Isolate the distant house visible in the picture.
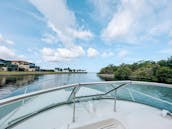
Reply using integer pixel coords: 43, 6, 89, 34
0, 59, 40, 72
63, 68, 69, 72
0, 59, 18, 71
54, 67, 87, 73
0, 59, 6, 67
54, 68, 63, 72
11, 60, 40, 71
0, 59, 8, 71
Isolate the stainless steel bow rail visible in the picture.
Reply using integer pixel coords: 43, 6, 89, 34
1, 80, 171, 106
0, 81, 172, 129
0, 81, 131, 106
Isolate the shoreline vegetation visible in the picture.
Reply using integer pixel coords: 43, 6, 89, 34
0, 71, 87, 76
98, 57, 172, 84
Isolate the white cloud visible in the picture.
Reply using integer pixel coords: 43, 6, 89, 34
30, 0, 75, 46
101, 0, 172, 43
102, 10, 133, 41
41, 46, 85, 62
0, 34, 14, 45
102, 51, 113, 58
87, 48, 99, 57
168, 40, 172, 45
30, 0, 76, 30
101, 0, 142, 42
30, 0, 93, 43
89, 0, 117, 22
148, 21, 172, 37
14, 7, 46, 22
67, 28, 94, 40
169, 30, 172, 37
0, 45, 23, 59
41, 33, 58, 44
160, 48, 172, 55
117, 49, 128, 58
30, 0, 94, 62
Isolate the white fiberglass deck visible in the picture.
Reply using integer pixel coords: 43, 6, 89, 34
0, 81, 172, 129
11, 100, 172, 129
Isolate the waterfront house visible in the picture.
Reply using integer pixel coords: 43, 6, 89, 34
0, 59, 8, 71
0, 59, 18, 71
11, 60, 40, 71
54, 67, 87, 73
0, 59, 40, 72
54, 68, 63, 72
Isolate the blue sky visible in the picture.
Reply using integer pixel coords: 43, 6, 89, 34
0, 0, 172, 72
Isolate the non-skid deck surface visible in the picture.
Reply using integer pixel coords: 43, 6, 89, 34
72, 118, 125, 129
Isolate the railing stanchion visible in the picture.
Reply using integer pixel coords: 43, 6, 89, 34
72, 89, 76, 123
22, 86, 28, 105
72, 83, 79, 123
114, 90, 117, 112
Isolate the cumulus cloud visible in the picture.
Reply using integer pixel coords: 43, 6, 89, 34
102, 51, 113, 58
161, 39, 172, 54
41, 46, 85, 62
160, 48, 172, 55
89, 0, 117, 22
168, 40, 172, 46
30, 0, 94, 61
41, 33, 58, 44
87, 48, 99, 57
0, 34, 14, 45
0, 45, 23, 59
29, 0, 93, 42
101, 0, 143, 42
101, 0, 172, 43
117, 49, 128, 58
30, 0, 75, 46
67, 28, 94, 40
0, 34, 24, 60
102, 11, 133, 41
30, 0, 76, 30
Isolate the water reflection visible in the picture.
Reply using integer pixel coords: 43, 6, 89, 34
0, 73, 102, 99
0, 75, 39, 87
0, 75, 39, 99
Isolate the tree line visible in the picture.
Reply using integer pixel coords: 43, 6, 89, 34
99, 56, 172, 84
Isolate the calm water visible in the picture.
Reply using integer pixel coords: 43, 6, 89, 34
0, 73, 102, 99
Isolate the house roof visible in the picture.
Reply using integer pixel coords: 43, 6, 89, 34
0, 59, 9, 63
11, 60, 29, 63
0, 59, 5, 61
